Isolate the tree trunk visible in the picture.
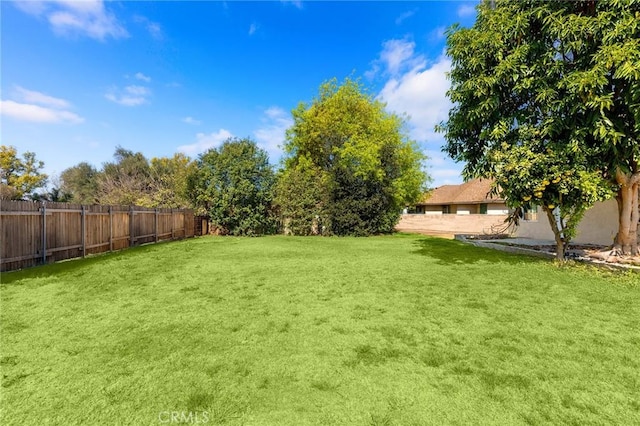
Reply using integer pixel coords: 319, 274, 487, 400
631, 182, 639, 255
614, 169, 640, 256
613, 193, 623, 247
615, 184, 633, 254
544, 206, 565, 261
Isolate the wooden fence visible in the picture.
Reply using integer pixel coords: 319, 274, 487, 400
1, 200, 195, 272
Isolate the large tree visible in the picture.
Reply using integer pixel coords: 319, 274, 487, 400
580, 0, 640, 255
97, 146, 154, 206
83, 148, 197, 208
188, 137, 276, 236
0, 145, 48, 200
149, 153, 196, 209
274, 158, 328, 235
279, 78, 428, 236
60, 162, 99, 204
438, 0, 638, 257
489, 144, 611, 259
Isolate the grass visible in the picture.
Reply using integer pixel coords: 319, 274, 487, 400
1, 234, 639, 425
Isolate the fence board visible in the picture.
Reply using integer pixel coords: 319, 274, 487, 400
1, 200, 195, 272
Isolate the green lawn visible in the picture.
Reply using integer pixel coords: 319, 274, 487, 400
1, 234, 638, 425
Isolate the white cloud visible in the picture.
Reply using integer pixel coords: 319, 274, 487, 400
146, 22, 162, 39
281, 0, 303, 9
0, 100, 83, 124
182, 117, 201, 125
1, 86, 82, 124
125, 85, 149, 96
431, 168, 463, 179
395, 9, 417, 25
13, 86, 70, 109
378, 53, 452, 142
423, 149, 463, 186
368, 39, 423, 79
16, 0, 128, 41
133, 15, 163, 40
364, 64, 380, 81
177, 129, 233, 155
370, 39, 458, 185
254, 106, 293, 163
429, 26, 446, 42
457, 4, 476, 18
133, 15, 164, 40
381, 39, 417, 75
249, 22, 259, 36
424, 149, 450, 167
13, 1, 48, 16
430, 167, 464, 187
105, 85, 151, 106
135, 72, 151, 82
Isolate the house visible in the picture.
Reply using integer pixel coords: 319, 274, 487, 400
402, 178, 621, 246
412, 178, 509, 215
396, 179, 510, 236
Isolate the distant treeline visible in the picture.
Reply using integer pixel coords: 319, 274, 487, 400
1, 78, 429, 236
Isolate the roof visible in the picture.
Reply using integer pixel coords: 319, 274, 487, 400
418, 179, 505, 205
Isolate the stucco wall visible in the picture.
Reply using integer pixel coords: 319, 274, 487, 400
405, 199, 623, 245
453, 205, 474, 214
419, 203, 508, 215
514, 199, 620, 246
424, 206, 443, 214
487, 204, 509, 215
396, 213, 510, 235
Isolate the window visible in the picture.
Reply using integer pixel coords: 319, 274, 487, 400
479, 203, 488, 214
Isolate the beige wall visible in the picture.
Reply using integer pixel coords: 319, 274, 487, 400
515, 199, 620, 246
453, 204, 474, 214
396, 213, 510, 235
424, 205, 443, 214
418, 203, 508, 215
487, 204, 509, 215
406, 199, 624, 246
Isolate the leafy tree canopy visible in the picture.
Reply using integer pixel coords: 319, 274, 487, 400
0, 145, 48, 200
438, 0, 639, 257
60, 147, 196, 208
60, 162, 99, 204
97, 146, 154, 206
188, 137, 276, 236
280, 78, 429, 236
149, 153, 196, 209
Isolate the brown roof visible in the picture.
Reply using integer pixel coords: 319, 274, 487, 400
418, 178, 505, 205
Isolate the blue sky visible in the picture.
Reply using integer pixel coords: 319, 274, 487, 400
1, 0, 478, 188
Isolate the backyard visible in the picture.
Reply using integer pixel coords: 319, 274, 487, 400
1, 234, 639, 425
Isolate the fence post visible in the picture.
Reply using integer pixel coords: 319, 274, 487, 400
171, 208, 175, 240
41, 201, 47, 265
81, 205, 86, 258
129, 206, 134, 247
155, 208, 159, 243
109, 206, 113, 252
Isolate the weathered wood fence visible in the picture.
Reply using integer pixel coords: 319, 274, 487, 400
1, 200, 195, 272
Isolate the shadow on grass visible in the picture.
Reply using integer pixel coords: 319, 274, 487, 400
0, 242, 168, 286
412, 237, 541, 265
